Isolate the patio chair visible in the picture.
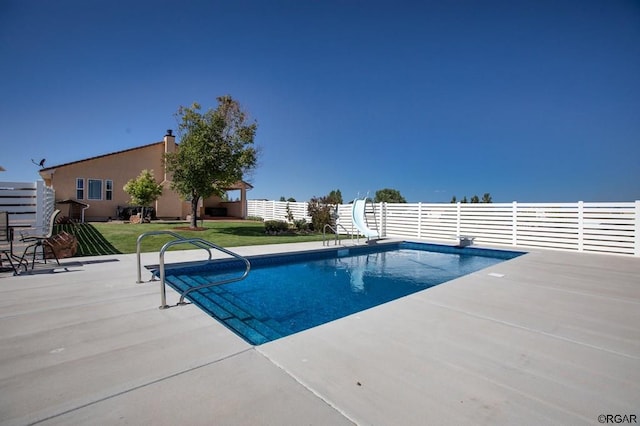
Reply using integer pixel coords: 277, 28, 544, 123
18, 209, 61, 270
0, 211, 19, 275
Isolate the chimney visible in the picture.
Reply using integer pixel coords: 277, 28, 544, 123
164, 129, 176, 154
163, 129, 176, 183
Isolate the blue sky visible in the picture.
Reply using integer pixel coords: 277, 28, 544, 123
1, 0, 639, 203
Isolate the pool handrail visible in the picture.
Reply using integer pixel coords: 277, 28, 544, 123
158, 237, 251, 309
323, 223, 357, 246
136, 230, 214, 284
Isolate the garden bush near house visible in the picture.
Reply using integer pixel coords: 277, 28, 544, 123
264, 220, 289, 235
294, 219, 309, 232
307, 196, 334, 232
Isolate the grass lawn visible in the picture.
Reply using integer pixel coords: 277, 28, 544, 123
56, 220, 331, 256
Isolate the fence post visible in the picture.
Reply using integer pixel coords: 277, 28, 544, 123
417, 202, 422, 239
635, 200, 639, 257
577, 201, 584, 252
35, 180, 45, 231
383, 202, 387, 237
375, 202, 385, 238
512, 201, 517, 246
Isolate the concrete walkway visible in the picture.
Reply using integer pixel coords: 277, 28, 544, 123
1, 241, 638, 425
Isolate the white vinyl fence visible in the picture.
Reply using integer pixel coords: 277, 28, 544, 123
247, 200, 312, 222
0, 181, 56, 232
378, 201, 640, 256
249, 199, 640, 257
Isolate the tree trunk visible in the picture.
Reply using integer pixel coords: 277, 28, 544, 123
190, 196, 200, 229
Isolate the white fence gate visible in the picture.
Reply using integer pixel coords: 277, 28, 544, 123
0, 181, 56, 232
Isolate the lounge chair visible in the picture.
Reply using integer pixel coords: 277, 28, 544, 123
18, 209, 61, 270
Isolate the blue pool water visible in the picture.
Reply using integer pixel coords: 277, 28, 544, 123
161, 242, 523, 345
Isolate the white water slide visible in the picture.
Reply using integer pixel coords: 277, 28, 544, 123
351, 198, 380, 240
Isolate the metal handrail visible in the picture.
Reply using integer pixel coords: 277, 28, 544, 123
322, 223, 355, 246
136, 230, 213, 283
158, 238, 250, 309
362, 198, 380, 240
369, 199, 380, 237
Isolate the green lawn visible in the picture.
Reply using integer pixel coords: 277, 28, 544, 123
55, 220, 331, 256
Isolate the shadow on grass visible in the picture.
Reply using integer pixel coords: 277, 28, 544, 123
55, 224, 122, 256
214, 225, 268, 237
215, 225, 318, 238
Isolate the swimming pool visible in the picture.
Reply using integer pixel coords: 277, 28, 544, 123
160, 242, 524, 345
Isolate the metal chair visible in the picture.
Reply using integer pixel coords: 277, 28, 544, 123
0, 211, 19, 275
18, 209, 61, 270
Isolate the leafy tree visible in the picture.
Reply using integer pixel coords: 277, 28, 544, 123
451, 193, 493, 203
327, 189, 343, 204
307, 196, 334, 232
165, 95, 258, 228
123, 169, 163, 222
374, 188, 406, 203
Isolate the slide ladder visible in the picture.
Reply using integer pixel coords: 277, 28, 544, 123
351, 197, 380, 241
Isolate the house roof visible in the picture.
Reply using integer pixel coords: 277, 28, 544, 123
56, 199, 90, 207
39, 141, 164, 172
38, 141, 254, 190
225, 181, 253, 190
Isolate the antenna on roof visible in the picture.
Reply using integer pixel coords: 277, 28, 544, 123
31, 158, 46, 168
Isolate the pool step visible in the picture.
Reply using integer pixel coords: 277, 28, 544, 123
177, 275, 251, 320
172, 275, 234, 320
189, 275, 284, 328
225, 318, 270, 345
167, 274, 284, 345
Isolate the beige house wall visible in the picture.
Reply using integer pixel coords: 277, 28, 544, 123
155, 182, 184, 219
39, 131, 252, 221
41, 143, 168, 221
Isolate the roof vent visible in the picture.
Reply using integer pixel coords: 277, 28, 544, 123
166, 129, 173, 136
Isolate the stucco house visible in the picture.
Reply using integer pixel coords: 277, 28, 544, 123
38, 130, 252, 222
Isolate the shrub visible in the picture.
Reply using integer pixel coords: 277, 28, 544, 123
264, 220, 289, 235
285, 203, 295, 223
294, 218, 309, 232
246, 216, 264, 222
307, 196, 334, 231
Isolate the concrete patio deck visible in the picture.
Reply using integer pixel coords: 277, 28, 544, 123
1, 241, 638, 425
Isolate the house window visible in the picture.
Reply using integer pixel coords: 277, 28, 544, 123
88, 179, 103, 200
105, 180, 113, 201
76, 178, 84, 200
